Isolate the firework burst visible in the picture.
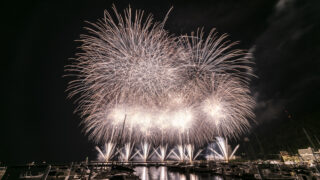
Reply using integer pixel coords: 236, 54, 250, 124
66, 5, 255, 147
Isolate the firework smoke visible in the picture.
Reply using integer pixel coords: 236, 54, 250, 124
66, 5, 255, 147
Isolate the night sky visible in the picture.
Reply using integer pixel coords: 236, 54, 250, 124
2, 0, 320, 164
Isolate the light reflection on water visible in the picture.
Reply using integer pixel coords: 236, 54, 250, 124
134, 166, 224, 180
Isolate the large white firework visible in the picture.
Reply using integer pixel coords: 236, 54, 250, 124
66, 5, 255, 146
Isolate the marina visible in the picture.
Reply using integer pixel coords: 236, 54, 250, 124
1, 160, 319, 179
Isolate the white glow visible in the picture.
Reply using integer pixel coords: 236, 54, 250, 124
171, 109, 193, 131
203, 98, 224, 119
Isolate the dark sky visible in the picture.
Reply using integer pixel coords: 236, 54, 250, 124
2, 0, 320, 163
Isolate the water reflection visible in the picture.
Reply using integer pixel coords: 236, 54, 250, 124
134, 166, 224, 180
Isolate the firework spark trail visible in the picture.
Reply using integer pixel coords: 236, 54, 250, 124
207, 137, 240, 162
96, 142, 117, 162
66, 5, 255, 147
119, 142, 137, 162
137, 141, 153, 162
154, 144, 169, 162
185, 144, 202, 163
168, 144, 187, 161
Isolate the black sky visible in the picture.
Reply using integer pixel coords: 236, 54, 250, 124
2, 0, 320, 164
